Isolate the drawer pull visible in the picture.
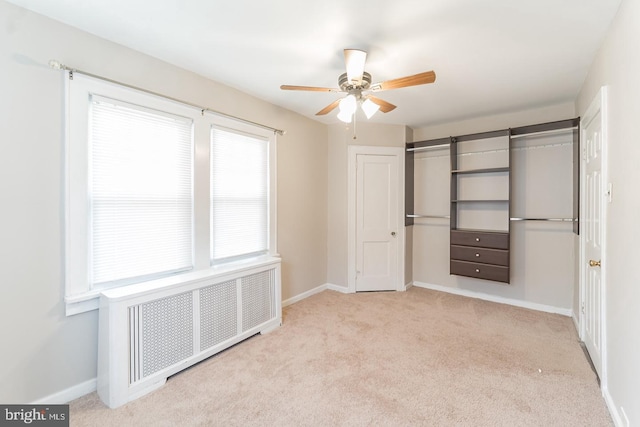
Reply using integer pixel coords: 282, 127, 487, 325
475, 238, 480, 242
475, 253, 480, 257
475, 269, 480, 273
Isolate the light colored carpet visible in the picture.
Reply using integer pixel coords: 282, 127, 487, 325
70, 287, 612, 426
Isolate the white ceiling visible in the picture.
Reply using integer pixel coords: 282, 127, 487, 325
9, 0, 621, 128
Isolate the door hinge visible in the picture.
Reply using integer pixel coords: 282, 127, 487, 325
581, 303, 585, 314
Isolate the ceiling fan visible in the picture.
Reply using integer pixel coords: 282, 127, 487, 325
280, 49, 436, 123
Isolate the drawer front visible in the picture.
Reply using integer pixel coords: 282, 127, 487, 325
450, 245, 509, 266
450, 230, 509, 250
450, 260, 509, 283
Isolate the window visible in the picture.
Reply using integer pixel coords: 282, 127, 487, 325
66, 73, 276, 315
210, 127, 269, 263
90, 96, 193, 286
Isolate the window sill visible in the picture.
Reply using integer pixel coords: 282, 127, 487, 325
65, 254, 281, 316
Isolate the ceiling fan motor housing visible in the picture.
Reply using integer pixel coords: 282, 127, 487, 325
339, 72, 372, 92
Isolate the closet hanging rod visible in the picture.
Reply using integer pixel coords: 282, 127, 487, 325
406, 143, 449, 152
510, 126, 578, 140
510, 217, 576, 222
407, 214, 450, 219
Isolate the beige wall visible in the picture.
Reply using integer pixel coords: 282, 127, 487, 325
575, 0, 640, 423
0, 0, 327, 403
410, 103, 578, 311
413, 102, 575, 141
326, 122, 408, 287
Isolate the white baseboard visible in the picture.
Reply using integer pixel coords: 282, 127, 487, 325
404, 282, 414, 291
603, 386, 625, 426
282, 284, 328, 307
326, 283, 349, 294
32, 378, 96, 404
412, 281, 573, 317
281, 283, 352, 307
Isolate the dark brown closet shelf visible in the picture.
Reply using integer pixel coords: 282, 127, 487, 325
451, 199, 509, 203
451, 167, 510, 174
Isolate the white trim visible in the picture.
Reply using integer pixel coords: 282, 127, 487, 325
281, 283, 351, 307
347, 145, 405, 293
32, 378, 96, 404
572, 311, 580, 335
327, 283, 350, 293
603, 388, 624, 427
412, 281, 573, 316
282, 284, 327, 307
404, 282, 414, 291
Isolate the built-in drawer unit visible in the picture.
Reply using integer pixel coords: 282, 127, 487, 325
450, 245, 509, 266
450, 260, 509, 283
450, 230, 509, 250
450, 230, 510, 283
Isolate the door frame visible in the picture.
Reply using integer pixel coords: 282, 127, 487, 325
347, 145, 405, 293
579, 86, 608, 384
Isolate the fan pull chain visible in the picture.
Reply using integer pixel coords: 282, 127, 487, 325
353, 112, 357, 139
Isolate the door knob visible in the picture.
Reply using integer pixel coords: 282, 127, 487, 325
391, 231, 396, 236
589, 259, 601, 267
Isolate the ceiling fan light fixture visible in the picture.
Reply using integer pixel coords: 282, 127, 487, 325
337, 109, 353, 123
361, 98, 380, 119
339, 94, 357, 115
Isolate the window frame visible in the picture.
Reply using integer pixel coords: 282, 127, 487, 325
65, 73, 277, 315
210, 123, 271, 265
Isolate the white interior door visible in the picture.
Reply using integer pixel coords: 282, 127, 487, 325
581, 88, 606, 379
355, 153, 399, 292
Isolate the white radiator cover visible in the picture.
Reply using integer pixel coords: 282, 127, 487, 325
97, 257, 281, 408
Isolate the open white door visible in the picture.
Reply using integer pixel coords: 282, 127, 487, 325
348, 146, 404, 293
580, 87, 607, 380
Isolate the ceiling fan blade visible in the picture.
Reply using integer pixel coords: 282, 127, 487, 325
371, 70, 436, 91
280, 85, 339, 92
344, 49, 367, 84
367, 96, 397, 113
316, 99, 341, 116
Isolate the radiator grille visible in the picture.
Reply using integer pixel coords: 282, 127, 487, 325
199, 280, 238, 351
242, 270, 275, 332
124, 266, 278, 387
129, 292, 194, 383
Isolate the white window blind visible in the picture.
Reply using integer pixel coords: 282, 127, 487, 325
210, 127, 268, 263
90, 95, 193, 286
